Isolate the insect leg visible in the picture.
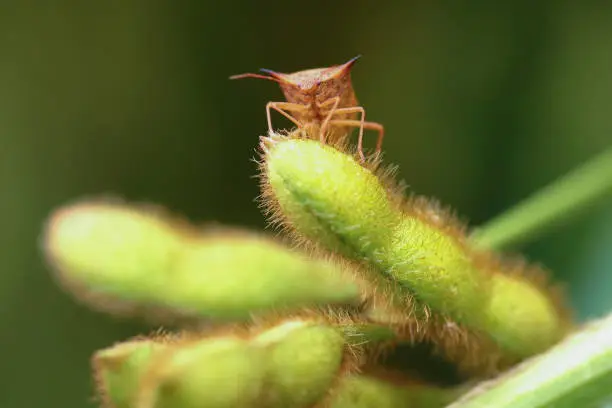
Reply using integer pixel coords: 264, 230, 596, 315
325, 106, 366, 161
328, 116, 385, 162
318, 96, 341, 145
265, 101, 308, 135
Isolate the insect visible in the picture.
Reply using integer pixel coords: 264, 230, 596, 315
230, 56, 384, 161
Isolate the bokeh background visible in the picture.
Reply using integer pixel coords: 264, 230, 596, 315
2, 2, 611, 407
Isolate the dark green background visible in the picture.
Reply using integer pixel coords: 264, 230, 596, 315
2, 2, 611, 407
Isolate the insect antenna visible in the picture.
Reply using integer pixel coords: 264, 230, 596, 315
229, 69, 285, 83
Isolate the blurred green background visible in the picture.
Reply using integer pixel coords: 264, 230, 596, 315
1, 2, 611, 407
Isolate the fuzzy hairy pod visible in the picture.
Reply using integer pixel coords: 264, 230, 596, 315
94, 320, 351, 408
252, 320, 348, 407
42, 200, 361, 322
138, 337, 264, 408
260, 135, 570, 365
263, 134, 400, 261
93, 339, 168, 408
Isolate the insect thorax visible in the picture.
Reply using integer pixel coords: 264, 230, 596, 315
279, 81, 359, 124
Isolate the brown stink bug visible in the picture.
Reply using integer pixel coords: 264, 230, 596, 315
230, 56, 384, 161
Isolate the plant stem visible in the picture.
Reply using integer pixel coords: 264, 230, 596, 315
447, 312, 612, 408
471, 146, 612, 251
